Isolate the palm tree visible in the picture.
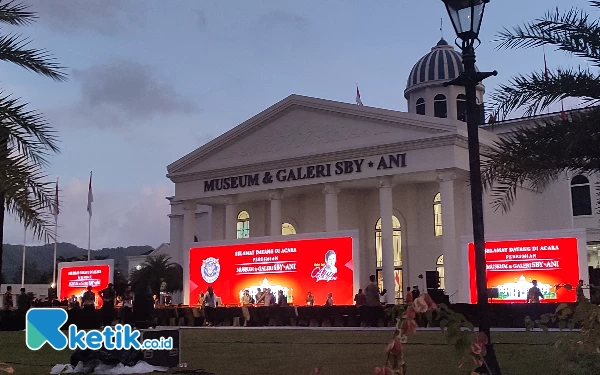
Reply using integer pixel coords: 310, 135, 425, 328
0, 2, 66, 279
482, 1, 600, 212
129, 254, 183, 296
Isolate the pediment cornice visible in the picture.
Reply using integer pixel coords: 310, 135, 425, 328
169, 134, 469, 183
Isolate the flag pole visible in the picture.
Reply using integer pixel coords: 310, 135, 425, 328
53, 177, 59, 286
87, 171, 93, 261
21, 226, 26, 287
87, 215, 91, 261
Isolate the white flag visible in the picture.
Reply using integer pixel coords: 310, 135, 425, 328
356, 86, 363, 106
87, 171, 93, 217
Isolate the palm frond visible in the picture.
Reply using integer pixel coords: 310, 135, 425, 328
495, 6, 600, 66
0, 1, 35, 26
0, 146, 56, 241
489, 68, 600, 119
481, 107, 600, 212
0, 33, 67, 81
0, 92, 60, 167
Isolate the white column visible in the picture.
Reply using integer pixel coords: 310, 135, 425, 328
322, 184, 340, 232
182, 200, 197, 305
269, 189, 283, 236
378, 176, 395, 304
224, 195, 237, 240
437, 172, 459, 300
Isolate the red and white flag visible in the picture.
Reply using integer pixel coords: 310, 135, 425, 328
53, 178, 59, 217
87, 171, 93, 217
356, 86, 363, 106
561, 100, 568, 120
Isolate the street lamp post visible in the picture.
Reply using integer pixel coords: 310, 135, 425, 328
441, 1, 501, 374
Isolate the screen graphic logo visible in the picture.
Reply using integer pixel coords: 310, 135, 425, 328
201, 257, 220, 283
26, 308, 172, 351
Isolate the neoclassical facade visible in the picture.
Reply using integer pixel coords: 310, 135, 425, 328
166, 39, 600, 304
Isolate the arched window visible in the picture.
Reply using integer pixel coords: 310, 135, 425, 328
433, 192, 442, 236
281, 222, 296, 235
571, 175, 592, 216
236, 211, 250, 239
434, 94, 447, 118
456, 94, 467, 121
416, 98, 426, 115
436, 255, 445, 290
375, 216, 402, 301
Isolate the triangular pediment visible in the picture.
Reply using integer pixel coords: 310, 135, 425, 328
168, 95, 461, 176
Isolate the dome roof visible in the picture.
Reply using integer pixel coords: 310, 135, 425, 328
405, 38, 478, 95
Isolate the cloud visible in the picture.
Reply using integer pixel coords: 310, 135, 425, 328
3, 178, 171, 249
27, 0, 144, 35
69, 59, 197, 126
256, 11, 308, 32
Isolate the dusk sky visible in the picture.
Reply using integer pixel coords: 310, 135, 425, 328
2, 0, 591, 249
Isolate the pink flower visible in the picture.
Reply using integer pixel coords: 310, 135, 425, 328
471, 332, 489, 357
413, 296, 428, 313
404, 306, 416, 319
422, 294, 438, 310
385, 338, 403, 356
401, 318, 417, 335
313, 367, 324, 375
374, 367, 391, 375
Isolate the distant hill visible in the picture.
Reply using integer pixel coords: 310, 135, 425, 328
1, 242, 154, 283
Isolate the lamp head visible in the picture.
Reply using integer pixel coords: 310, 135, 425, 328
442, 0, 489, 42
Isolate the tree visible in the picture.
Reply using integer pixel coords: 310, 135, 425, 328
129, 254, 183, 295
0, 2, 67, 282
483, 1, 600, 212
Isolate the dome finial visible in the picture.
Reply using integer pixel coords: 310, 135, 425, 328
440, 18, 444, 39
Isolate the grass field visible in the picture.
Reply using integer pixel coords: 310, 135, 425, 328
0, 328, 570, 375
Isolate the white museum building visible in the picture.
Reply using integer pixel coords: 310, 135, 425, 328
162, 39, 600, 305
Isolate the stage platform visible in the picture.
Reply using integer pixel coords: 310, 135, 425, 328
0, 302, 573, 331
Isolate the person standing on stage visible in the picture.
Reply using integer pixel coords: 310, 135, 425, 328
306, 291, 315, 306
3, 286, 13, 310
99, 283, 116, 326
17, 288, 31, 312
82, 286, 96, 311
527, 280, 544, 303
159, 278, 167, 305
576, 280, 586, 303
325, 293, 334, 306
354, 289, 367, 306
122, 284, 134, 324
365, 275, 380, 306
203, 286, 217, 326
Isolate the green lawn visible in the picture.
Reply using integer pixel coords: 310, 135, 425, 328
0, 329, 569, 375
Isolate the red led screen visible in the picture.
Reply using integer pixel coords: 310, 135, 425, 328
469, 237, 579, 303
59, 264, 112, 307
189, 237, 354, 305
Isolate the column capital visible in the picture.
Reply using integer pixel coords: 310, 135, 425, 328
269, 189, 284, 201
377, 176, 395, 189
437, 171, 457, 183
223, 195, 237, 205
322, 184, 340, 195
182, 200, 197, 211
